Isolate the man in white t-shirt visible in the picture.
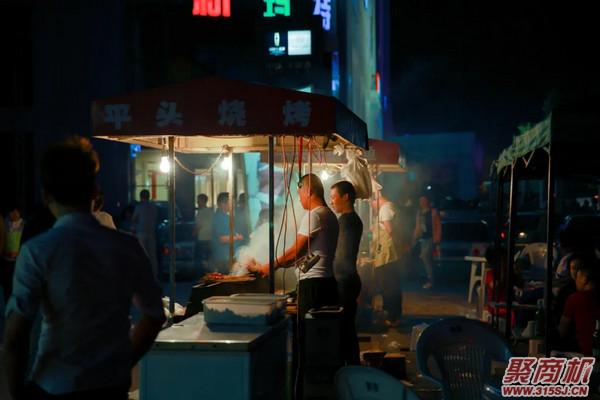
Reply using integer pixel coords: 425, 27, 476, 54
254, 173, 339, 315
252, 173, 339, 399
371, 193, 402, 326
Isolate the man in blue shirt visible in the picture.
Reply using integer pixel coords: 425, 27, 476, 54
211, 192, 244, 273
3, 137, 165, 400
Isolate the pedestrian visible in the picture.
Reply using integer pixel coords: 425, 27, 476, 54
371, 192, 402, 326
211, 192, 243, 273
412, 195, 441, 289
193, 193, 213, 276
132, 189, 158, 278
3, 136, 165, 400
1, 205, 25, 303
330, 180, 363, 365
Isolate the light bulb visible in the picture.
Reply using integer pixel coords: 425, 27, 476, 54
221, 156, 232, 171
320, 170, 330, 181
159, 156, 171, 173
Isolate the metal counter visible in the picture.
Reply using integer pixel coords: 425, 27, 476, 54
140, 313, 289, 400
153, 313, 287, 351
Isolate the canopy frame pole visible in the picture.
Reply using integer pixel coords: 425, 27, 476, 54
544, 147, 554, 356
228, 149, 235, 268
504, 163, 518, 340
168, 135, 176, 325
269, 136, 275, 293
493, 170, 505, 329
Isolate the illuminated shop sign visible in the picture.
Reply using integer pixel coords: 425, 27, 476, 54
263, 0, 291, 17
312, 0, 332, 31
267, 32, 287, 56
266, 30, 311, 56
287, 30, 311, 56
192, 0, 231, 17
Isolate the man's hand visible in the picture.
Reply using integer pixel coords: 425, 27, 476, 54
248, 262, 269, 276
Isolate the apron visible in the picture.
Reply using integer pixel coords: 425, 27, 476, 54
371, 227, 398, 268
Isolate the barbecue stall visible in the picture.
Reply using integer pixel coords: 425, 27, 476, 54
92, 77, 368, 399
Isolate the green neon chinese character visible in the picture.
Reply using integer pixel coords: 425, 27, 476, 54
263, 0, 290, 17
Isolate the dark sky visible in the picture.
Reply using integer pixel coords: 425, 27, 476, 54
389, 1, 600, 156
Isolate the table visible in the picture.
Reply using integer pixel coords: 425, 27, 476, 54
464, 256, 490, 320
139, 313, 289, 400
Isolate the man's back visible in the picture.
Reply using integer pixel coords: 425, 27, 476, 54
8, 212, 163, 394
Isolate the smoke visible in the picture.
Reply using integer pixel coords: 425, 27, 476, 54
233, 194, 304, 278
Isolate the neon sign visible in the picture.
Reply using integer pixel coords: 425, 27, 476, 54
263, 0, 290, 17
313, 0, 332, 31
192, 0, 231, 17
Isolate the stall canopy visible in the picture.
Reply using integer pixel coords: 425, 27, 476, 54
92, 76, 368, 151
494, 103, 600, 175
92, 77, 369, 311
260, 138, 406, 172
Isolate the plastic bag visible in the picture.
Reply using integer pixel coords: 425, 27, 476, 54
340, 149, 372, 199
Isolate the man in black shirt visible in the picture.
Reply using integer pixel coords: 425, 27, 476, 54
330, 180, 363, 365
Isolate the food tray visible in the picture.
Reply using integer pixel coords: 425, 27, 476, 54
202, 296, 280, 326
230, 293, 288, 317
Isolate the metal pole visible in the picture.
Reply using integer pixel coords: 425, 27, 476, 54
228, 150, 234, 268
493, 171, 505, 329
210, 167, 215, 208
505, 163, 518, 339
168, 136, 176, 324
268, 137, 275, 293
544, 148, 554, 356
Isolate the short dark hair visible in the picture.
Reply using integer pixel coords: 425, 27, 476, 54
299, 173, 324, 201
140, 189, 150, 200
331, 180, 356, 203
217, 192, 229, 205
42, 136, 99, 207
197, 193, 208, 202
576, 260, 599, 283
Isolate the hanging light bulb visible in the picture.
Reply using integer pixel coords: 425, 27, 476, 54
160, 155, 171, 173
320, 169, 330, 181
220, 155, 232, 171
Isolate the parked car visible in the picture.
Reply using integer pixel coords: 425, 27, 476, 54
434, 219, 490, 268
157, 220, 197, 280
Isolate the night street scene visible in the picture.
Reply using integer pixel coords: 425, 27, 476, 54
1, 1, 600, 399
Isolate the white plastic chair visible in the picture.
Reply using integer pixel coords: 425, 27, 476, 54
335, 366, 420, 400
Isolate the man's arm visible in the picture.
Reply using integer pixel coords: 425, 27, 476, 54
256, 234, 309, 275
4, 313, 33, 400
432, 209, 442, 244
130, 314, 164, 366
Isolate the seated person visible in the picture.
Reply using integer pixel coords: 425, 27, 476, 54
559, 260, 600, 355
